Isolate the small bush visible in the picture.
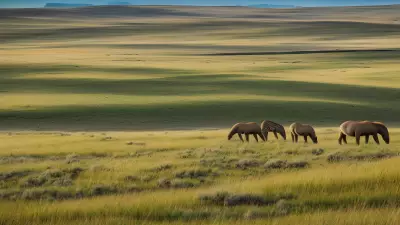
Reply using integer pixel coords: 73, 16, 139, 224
285, 160, 309, 169
150, 164, 173, 172
312, 148, 325, 156
100, 136, 113, 141
224, 194, 273, 206
243, 210, 272, 220
124, 175, 140, 182
327, 152, 397, 163
274, 199, 292, 215
65, 154, 80, 164
0, 190, 22, 201
21, 189, 74, 201
175, 169, 212, 179
141, 175, 156, 182
171, 179, 197, 189
284, 150, 299, 155
52, 177, 73, 187
21, 167, 84, 187
327, 152, 346, 162
199, 191, 230, 205
179, 150, 196, 159
90, 185, 118, 196
199, 192, 295, 207
21, 176, 47, 187
126, 141, 146, 146
264, 160, 309, 169
157, 178, 171, 188
264, 160, 287, 169
0, 170, 31, 181
235, 159, 261, 169
89, 165, 111, 172
66, 167, 84, 178
125, 184, 143, 193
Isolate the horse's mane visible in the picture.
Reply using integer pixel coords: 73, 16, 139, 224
372, 122, 386, 128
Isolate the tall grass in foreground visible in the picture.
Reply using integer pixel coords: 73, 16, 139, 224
1, 154, 400, 224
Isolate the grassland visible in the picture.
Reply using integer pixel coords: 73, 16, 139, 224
0, 4, 400, 225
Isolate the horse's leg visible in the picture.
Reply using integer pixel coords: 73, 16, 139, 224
372, 134, 380, 145
245, 134, 249, 142
355, 132, 361, 145
343, 135, 347, 144
295, 134, 299, 143
263, 131, 269, 141
252, 134, 259, 142
238, 134, 244, 142
258, 132, 266, 142
338, 132, 345, 145
273, 131, 279, 140
303, 135, 308, 143
291, 132, 295, 143
365, 135, 370, 144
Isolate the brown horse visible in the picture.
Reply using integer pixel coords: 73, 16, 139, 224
289, 122, 318, 144
339, 121, 390, 145
260, 120, 286, 141
228, 122, 266, 142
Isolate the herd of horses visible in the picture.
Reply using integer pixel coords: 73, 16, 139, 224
227, 120, 390, 145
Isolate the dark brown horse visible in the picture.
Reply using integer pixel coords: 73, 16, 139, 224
228, 122, 266, 142
339, 121, 390, 145
260, 120, 286, 141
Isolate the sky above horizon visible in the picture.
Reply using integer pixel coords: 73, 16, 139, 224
0, 0, 400, 8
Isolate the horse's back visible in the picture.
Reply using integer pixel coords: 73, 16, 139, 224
340, 121, 377, 136
236, 122, 261, 133
261, 120, 284, 131
340, 121, 357, 136
290, 122, 313, 135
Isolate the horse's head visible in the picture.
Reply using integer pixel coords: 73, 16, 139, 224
375, 123, 390, 144
281, 130, 287, 140
311, 135, 318, 144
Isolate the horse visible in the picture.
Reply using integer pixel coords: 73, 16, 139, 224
339, 121, 389, 145
260, 120, 286, 141
289, 122, 318, 144
228, 122, 266, 142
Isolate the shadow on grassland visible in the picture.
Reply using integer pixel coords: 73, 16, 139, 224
2, 19, 399, 43
202, 49, 400, 56
1, 75, 399, 105
0, 100, 399, 131
0, 64, 198, 79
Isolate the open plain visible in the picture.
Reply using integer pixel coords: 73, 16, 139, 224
1, 5, 400, 224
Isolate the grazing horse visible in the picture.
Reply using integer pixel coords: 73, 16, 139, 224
228, 122, 266, 142
339, 121, 390, 145
289, 122, 318, 144
260, 120, 286, 141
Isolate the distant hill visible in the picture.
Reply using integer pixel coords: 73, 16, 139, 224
248, 4, 297, 8
44, 3, 93, 8
108, 1, 131, 5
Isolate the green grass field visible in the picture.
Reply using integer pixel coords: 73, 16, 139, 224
1, 4, 400, 225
